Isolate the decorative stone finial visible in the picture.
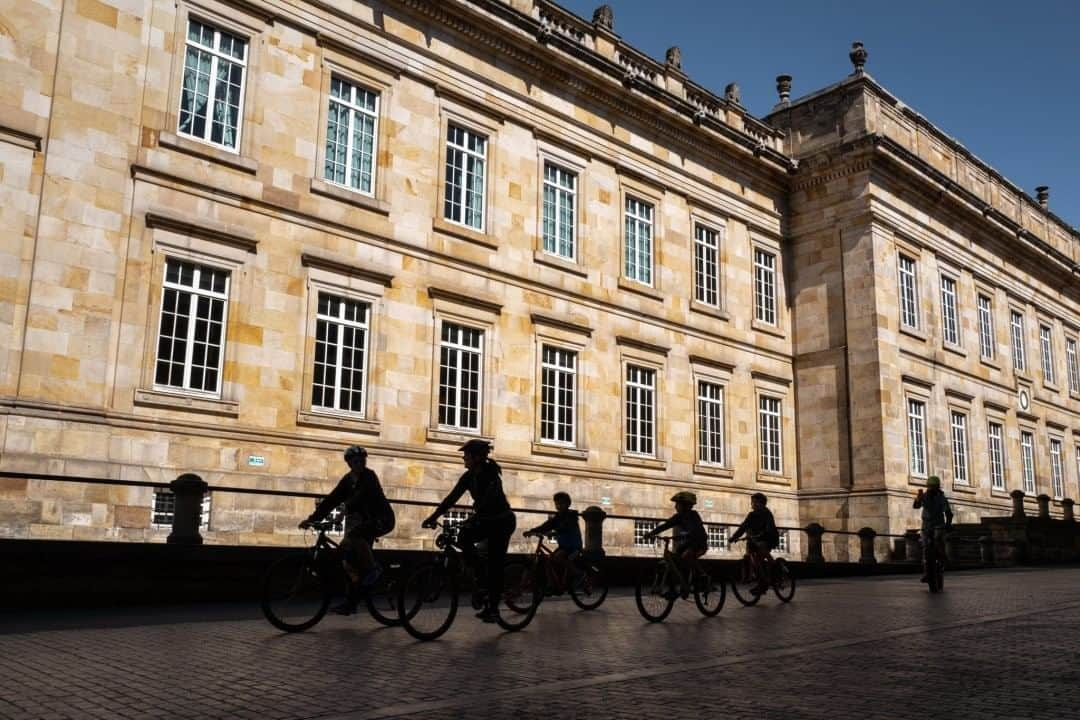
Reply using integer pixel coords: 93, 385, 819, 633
724, 82, 741, 105
776, 74, 792, 105
1036, 186, 1049, 208
592, 4, 613, 29
665, 46, 682, 70
849, 42, 868, 74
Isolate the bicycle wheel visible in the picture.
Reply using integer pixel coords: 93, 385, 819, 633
635, 565, 675, 622
730, 557, 761, 606
771, 558, 796, 603
261, 552, 330, 633
693, 568, 726, 616
398, 560, 459, 641
364, 564, 402, 626
496, 561, 541, 631
569, 564, 609, 611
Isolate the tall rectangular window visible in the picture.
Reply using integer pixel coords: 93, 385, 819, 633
443, 124, 487, 230
311, 293, 370, 415
178, 19, 247, 151
987, 422, 1006, 491
1067, 339, 1080, 394
907, 398, 927, 476
950, 411, 969, 485
697, 380, 724, 465
898, 254, 919, 329
758, 395, 782, 473
1050, 438, 1065, 499
1011, 311, 1027, 372
540, 346, 577, 445
693, 225, 720, 307
1020, 431, 1036, 495
438, 322, 483, 431
324, 77, 378, 194
977, 294, 995, 360
624, 197, 654, 285
1040, 324, 1055, 384
754, 249, 777, 325
625, 365, 656, 456
940, 275, 960, 346
155, 259, 230, 394
542, 163, 576, 260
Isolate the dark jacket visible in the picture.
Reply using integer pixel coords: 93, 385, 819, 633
529, 509, 583, 550
654, 508, 708, 550
731, 507, 779, 548
434, 459, 512, 519
913, 489, 953, 532
309, 468, 394, 527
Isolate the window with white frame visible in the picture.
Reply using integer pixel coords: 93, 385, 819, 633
438, 322, 483, 431
443, 124, 487, 230
542, 162, 576, 260
776, 529, 789, 554
898, 254, 919, 329
940, 275, 960, 346
1067, 338, 1080, 394
907, 397, 927, 477
152, 489, 210, 529
155, 258, 230, 394
178, 18, 247, 151
443, 508, 471, 530
753, 248, 777, 326
758, 395, 782, 473
697, 380, 725, 465
706, 524, 727, 551
624, 197, 654, 285
1050, 438, 1065, 499
693, 224, 720, 307
625, 365, 656, 456
1040, 324, 1055, 384
950, 411, 969, 485
987, 421, 1006, 491
311, 292, 370, 415
977, 294, 995, 360
634, 519, 659, 547
540, 345, 577, 445
1011, 311, 1027, 372
1020, 431, 1036, 495
324, 76, 379, 194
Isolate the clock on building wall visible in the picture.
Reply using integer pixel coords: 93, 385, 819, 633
1018, 388, 1031, 412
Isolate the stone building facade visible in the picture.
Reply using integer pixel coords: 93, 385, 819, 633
0, 0, 1075, 557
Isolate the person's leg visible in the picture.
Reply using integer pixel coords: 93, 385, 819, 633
485, 514, 515, 616
920, 530, 932, 581
550, 548, 570, 591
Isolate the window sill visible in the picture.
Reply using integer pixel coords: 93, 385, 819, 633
134, 388, 239, 417
951, 483, 977, 495
979, 356, 1000, 370
990, 489, 1011, 500
943, 343, 967, 358
432, 216, 498, 250
619, 453, 666, 471
693, 463, 734, 479
752, 320, 785, 339
1070, 391, 1080, 402
1013, 369, 1032, 382
296, 410, 380, 435
426, 427, 495, 447
756, 472, 791, 486
158, 131, 257, 174
908, 475, 928, 486
617, 277, 664, 302
689, 301, 730, 322
310, 178, 390, 215
1042, 380, 1060, 393
533, 250, 588, 278
900, 324, 928, 342
531, 442, 588, 461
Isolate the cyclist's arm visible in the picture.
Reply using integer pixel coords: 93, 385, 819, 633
649, 515, 677, 537
943, 497, 953, 527
729, 517, 749, 542
427, 476, 468, 523
527, 515, 558, 536
307, 476, 349, 523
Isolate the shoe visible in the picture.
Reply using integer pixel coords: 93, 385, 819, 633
330, 601, 357, 616
475, 607, 498, 623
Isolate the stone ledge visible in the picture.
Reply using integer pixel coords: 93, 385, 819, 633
426, 427, 495, 447
900, 324, 929, 342
532, 249, 588, 277
689, 301, 730, 322
617, 277, 664, 302
133, 389, 239, 418
756, 472, 791, 486
530, 442, 588, 461
296, 410, 380, 435
158, 131, 258, 174
752, 319, 786, 339
618, 453, 666, 471
692, 463, 734, 479
432, 216, 498, 250
309, 177, 390, 215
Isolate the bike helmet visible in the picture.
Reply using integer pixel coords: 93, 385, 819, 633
926, 475, 941, 488
671, 491, 697, 505
343, 445, 367, 461
459, 438, 493, 455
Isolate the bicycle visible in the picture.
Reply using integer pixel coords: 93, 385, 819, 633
729, 537, 795, 605
634, 536, 725, 622
260, 520, 403, 632
924, 528, 946, 593
396, 520, 542, 641
506, 534, 608, 613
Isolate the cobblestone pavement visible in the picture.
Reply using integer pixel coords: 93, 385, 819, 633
2, 567, 1080, 720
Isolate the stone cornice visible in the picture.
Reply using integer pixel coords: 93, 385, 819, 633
530, 313, 593, 337
427, 286, 503, 315
300, 251, 395, 287
615, 335, 670, 357
144, 209, 258, 253
0, 123, 42, 152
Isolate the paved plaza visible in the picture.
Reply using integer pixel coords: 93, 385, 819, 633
2, 567, 1079, 720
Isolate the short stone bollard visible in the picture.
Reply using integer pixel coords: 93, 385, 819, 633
904, 529, 921, 564
1010, 489, 1026, 518
581, 505, 607, 558
857, 527, 877, 564
804, 522, 825, 564
1037, 494, 1051, 519
1062, 498, 1075, 522
979, 536, 995, 566
168, 473, 208, 545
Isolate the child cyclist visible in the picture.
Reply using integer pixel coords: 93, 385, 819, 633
523, 491, 583, 592
729, 492, 779, 596
644, 491, 708, 599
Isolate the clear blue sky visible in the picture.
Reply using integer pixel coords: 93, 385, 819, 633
557, 0, 1079, 229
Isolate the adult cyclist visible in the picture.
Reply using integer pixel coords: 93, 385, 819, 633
913, 475, 953, 583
